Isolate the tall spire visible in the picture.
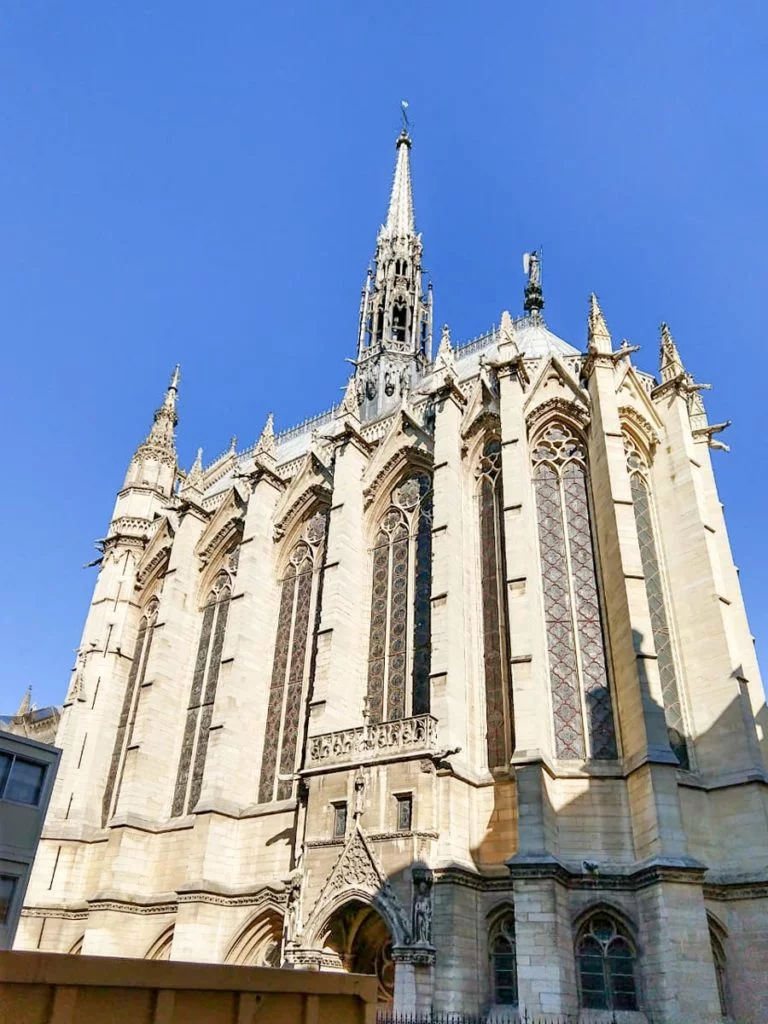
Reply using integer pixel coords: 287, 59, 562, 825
122, 365, 180, 496
383, 130, 415, 238
353, 116, 431, 421
145, 364, 180, 451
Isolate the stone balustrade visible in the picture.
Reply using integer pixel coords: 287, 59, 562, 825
306, 715, 439, 769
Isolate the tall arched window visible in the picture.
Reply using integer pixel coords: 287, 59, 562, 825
102, 597, 159, 825
532, 423, 617, 760
625, 435, 689, 769
489, 910, 518, 1006
576, 912, 638, 1011
709, 922, 728, 1017
478, 439, 514, 770
367, 473, 433, 724
259, 512, 327, 804
171, 568, 233, 816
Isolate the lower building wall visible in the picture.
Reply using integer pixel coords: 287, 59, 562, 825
0, 951, 378, 1024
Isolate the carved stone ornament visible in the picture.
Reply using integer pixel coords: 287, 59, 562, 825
411, 866, 433, 946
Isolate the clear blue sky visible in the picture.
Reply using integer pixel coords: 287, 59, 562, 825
1, 1, 766, 711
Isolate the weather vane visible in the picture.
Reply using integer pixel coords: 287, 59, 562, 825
401, 98, 410, 132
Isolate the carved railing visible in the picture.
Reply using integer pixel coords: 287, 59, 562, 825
307, 715, 439, 769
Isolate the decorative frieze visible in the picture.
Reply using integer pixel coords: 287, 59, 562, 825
306, 714, 438, 769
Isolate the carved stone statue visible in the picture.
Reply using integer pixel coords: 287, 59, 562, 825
411, 866, 433, 945
284, 870, 303, 946
524, 249, 541, 288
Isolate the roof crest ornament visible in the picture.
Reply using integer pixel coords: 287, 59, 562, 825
523, 250, 544, 321
587, 293, 612, 354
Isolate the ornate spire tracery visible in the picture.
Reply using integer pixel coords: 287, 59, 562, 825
354, 123, 432, 420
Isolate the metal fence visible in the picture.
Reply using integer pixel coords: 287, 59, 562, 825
377, 1014, 579, 1024
376, 1014, 644, 1024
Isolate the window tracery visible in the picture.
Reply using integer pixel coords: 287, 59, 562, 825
366, 473, 433, 724
171, 568, 233, 816
625, 435, 689, 769
489, 910, 518, 1006
258, 512, 327, 804
532, 424, 617, 760
709, 922, 728, 1017
576, 912, 638, 1012
478, 439, 514, 770
102, 597, 159, 825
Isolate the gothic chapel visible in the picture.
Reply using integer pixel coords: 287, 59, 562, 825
17, 126, 768, 1023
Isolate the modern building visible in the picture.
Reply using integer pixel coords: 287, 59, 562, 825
15, 126, 768, 1023
0, 730, 60, 949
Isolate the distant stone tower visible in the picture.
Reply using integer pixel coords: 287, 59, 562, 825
17, 124, 768, 1024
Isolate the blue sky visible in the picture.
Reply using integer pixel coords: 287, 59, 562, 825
1, 1, 766, 710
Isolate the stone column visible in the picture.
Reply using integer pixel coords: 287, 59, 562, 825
652, 382, 767, 780
496, 333, 556, 865
585, 345, 688, 860
195, 471, 284, 811
427, 375, 469, 760
116, 504, 207, 822
308, 422, 370, 734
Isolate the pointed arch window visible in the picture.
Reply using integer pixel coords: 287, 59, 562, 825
478, 440, 514, 770
489, 910, 518, 1006
392, 302, 407, 343
102, 597, 159, 825
708, 922, 729, 1017
576, 913, 638, 1011
532, 424, 617, 760
171, 569, 233, 816
258, 512, 327, 804
366, 473, 433, 724
625, 436, 689, 769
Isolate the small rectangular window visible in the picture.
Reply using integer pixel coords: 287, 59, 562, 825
396, 794, 413, 831
2, 757, 46, 806
0, 753, 11, 795
0, 875, 18, 924
332, 801, 347, 839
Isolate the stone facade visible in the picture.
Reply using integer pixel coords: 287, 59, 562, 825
15, 127, 768, 1023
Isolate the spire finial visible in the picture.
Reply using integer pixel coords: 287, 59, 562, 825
523, 250, 544, 319
434, 323, 456, 373
659, 322, 685, 383
588, 293, 612, 353
254, 412, 276, 457
385, 114, 415, 236
16, 685, 31, 717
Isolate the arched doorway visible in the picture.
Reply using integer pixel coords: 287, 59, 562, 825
319, 899, 395, 1006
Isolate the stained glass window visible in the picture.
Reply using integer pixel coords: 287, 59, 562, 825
258, 512, 327, 804
709, 925, 728, 1017
576, 914, 638, 1011
102, 598, 158, 825
478, 440, 514, 770
489, 912, 518, 1006
171, 571, 232, 817
532, 424, 617, 760
625, 438, 689, 769
366, 474, 433, 724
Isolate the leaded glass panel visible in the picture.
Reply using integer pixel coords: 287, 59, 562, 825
630, 472, 689, 768
102, 601, 158, 825
479, 440, 513, 770
365, 473, 433, 724
490, 912, 518, 1006
532, 423, 616, 760
260, 520, 326, 804
172, 573, 232, 816
576, 915, 638, 1012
